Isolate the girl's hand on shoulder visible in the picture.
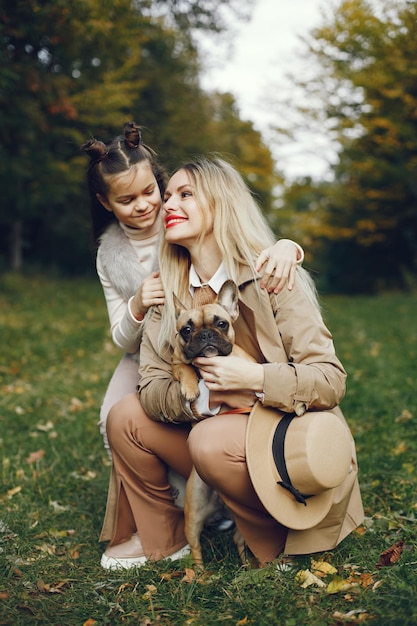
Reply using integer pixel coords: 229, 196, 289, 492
131, 272, 165, 319
256, 239, 300, 293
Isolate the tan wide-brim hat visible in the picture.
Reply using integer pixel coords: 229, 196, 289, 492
246, 404, 353, 531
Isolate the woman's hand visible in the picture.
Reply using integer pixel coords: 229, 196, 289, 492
130, 271, 165, 320
210, 390, 257, 411
256, 239, 301, 293
194, 355, 264, 393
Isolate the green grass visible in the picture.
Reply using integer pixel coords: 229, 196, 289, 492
0, 274, 416, 625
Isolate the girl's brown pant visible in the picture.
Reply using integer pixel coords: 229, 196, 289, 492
107, 393, 287, 564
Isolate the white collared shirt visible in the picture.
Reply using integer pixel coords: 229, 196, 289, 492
189, 263, 228, 296
187, 263, 229, 417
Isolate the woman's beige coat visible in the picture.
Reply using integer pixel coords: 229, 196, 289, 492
103, 266, 364, 553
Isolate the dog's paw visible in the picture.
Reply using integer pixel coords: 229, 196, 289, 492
180, 384, 200, 402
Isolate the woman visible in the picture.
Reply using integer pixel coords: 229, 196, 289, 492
101, 156, 363, 570
82, 123, 304, 454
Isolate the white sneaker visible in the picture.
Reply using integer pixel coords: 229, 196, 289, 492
101, 533, 191, 570
276, 559, 296, 573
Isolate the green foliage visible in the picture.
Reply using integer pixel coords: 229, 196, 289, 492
0, 0, 275, 275
0, 0, 148, 272
0, 275, 416, 624
271, 0, 417, 293
150, 0, 254, 34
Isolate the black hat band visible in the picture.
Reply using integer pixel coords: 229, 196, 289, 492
272, 413, 310, 506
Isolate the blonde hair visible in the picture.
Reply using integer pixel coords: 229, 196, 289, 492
158, 156, 318, 349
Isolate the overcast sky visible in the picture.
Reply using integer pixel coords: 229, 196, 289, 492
200, 0, 332, 179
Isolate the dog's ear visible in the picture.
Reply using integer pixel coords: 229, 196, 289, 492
173, 293, 187, 318
216, 280, 239, 322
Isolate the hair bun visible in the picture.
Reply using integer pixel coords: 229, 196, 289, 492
124, 121, 142, 149
81, 139, 109, 162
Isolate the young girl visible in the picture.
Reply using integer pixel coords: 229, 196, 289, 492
81, 122, 304, 453
100, 156, 363, 570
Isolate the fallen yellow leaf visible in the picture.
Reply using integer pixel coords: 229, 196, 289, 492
311, 559, 337, 576
326, 575, 358, 594
182, 567, 197, 584
117, 582, 134, 593
69, 397, 84, 411
48, 529, 76, 538
26, 449, 45, 464
36, 579, 69, 594
369, 342, 380, 357
37, 579, 48, 592
392, 441, 408, 455
36, 421, 55, 432
395, 409, 412, 423
49, 500, 70, 513
357, 572, 375, 588
295, 569, 326, 589
142, 584, 157, 600
160, 571, 183, 581
34, 543, 56, 556
332, 609, 370, 622
70, 547, 80, 559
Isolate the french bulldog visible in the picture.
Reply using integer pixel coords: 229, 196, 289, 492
172, 279, 250, 402
172, 279, 252, 566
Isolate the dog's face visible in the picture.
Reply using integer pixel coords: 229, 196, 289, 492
174, 280, 240, 363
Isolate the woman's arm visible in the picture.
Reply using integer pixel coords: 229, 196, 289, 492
195, 279, 346, 415
261, 283, 347, 413
140, 271, 346, 420
138, 306, 196, 423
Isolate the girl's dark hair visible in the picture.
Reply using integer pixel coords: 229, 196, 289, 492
81, 122, 167, 243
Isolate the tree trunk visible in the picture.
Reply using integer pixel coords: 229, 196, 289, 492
10, 220, 23, 271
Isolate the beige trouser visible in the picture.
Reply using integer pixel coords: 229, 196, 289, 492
106, 394, 287, 564
98, 353, 140, 455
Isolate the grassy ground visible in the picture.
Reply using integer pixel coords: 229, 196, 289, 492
0, 273, 416, 625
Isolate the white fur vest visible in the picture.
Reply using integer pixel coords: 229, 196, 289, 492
98, 222, 158, 301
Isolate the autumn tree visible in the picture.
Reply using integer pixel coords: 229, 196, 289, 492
0, 0, 145, 271
0, 0, 271, 273
202, 92, 279, 210
271, 0, 417, 292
